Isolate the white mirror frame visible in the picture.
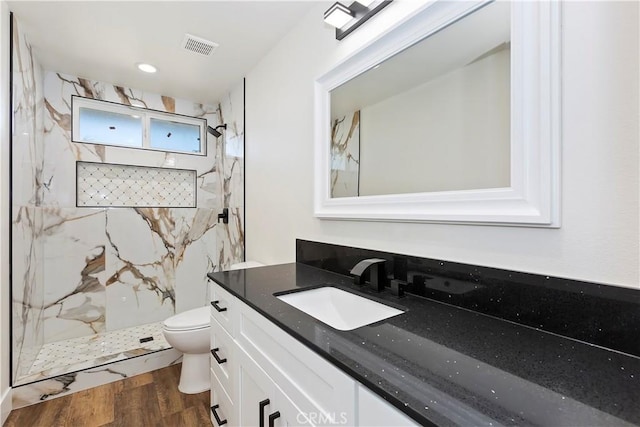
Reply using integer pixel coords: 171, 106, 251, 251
314, 1, 561, 227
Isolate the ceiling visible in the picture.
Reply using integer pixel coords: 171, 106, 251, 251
8, 1, 326, 104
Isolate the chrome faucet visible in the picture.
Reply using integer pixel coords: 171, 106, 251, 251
350, 258, 386, 292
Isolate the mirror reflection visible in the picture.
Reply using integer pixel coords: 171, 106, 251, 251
330, 2, 511, 198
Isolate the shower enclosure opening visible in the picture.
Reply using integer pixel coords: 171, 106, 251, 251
10, 14, 245, 392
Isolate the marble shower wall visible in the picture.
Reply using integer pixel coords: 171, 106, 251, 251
215, 81, 245, 267
38, 72, 244, 338
330, 111, 360, 198
11, 16, 46, 382
12, 11, 245, 381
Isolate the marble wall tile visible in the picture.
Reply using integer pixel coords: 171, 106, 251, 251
229, 165, 245, 209
217, 83, 244, 208
12, 163, 39, 208
41, 207, 106, 259
41, 208, 107, 342
104, 208, 175, 330
330, 111, 360, 198
174, 209, 218, 312
12, 205, 45, 380
11, 16, 45, 381
216, 207, 245, 271
104, 208, 219, 330
12, 19, 45, 176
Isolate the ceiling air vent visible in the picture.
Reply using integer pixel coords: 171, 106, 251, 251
181, 34, 219, 56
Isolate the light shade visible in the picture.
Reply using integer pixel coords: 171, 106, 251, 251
324, 2, 354, 29
355, 0, 376, 7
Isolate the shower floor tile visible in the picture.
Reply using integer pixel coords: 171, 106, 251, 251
16, 322, 171, 385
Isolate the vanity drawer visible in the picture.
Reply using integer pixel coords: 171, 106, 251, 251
210, 281, 236, 336
210, 315, 236, 402
210, 368, 235, 427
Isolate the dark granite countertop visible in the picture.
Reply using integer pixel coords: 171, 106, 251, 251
208, 263, 640, 427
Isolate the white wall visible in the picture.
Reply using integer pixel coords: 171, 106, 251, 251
246, 1, 639, 288
0, 0, 12, 422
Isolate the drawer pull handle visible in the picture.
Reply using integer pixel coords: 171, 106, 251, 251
211, 348, 227, 364
211, 404, 228, 426
259, 399, 270, 427
211, 300, 227, 312
268, 411, 281, 427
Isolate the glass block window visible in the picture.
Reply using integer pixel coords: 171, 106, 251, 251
72, 96, 207, 155
77, 162, 197, 207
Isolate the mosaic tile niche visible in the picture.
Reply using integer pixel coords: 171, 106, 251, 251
76, 162, 197, 208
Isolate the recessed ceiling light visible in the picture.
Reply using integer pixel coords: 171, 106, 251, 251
137, 63, 157, 73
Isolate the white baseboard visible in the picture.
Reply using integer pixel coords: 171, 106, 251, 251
0, 386, 12, 424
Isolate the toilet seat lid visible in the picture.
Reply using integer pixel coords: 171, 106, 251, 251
164, 306, 209, 331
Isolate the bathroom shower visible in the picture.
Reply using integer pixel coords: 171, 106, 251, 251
207, 123, 227, 138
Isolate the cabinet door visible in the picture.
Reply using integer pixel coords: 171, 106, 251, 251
238, 348, 276, 427
210, 315, 236, 401
211, 368, 235, 427
238, 348, 312, 427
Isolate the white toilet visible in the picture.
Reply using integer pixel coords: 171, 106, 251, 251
163, 261, 264, 394
162, 306, 211, 394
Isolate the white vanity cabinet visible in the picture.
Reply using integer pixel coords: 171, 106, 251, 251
208, 280, 418, 427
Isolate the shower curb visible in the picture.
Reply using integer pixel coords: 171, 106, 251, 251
11, 348, 181, 409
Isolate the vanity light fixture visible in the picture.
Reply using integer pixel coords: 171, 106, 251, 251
324, 0, 392, 40
136, 63, 157, 73
324, 2, 354, 29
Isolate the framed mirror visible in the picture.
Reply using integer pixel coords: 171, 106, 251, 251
314, 1, 561, 226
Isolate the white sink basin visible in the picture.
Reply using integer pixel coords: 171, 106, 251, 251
276, 287, 404, 331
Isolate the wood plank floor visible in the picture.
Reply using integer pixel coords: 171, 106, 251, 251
5, 364, 211, 427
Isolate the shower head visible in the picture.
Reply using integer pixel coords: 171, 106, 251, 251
207, 126, 221, 138
207, 124, 227, 138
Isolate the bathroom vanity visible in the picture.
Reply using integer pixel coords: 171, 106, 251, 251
208, 276, 414, 426
206, 240, 640, 426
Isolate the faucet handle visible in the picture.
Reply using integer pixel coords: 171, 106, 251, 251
390, 279, 407, 298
